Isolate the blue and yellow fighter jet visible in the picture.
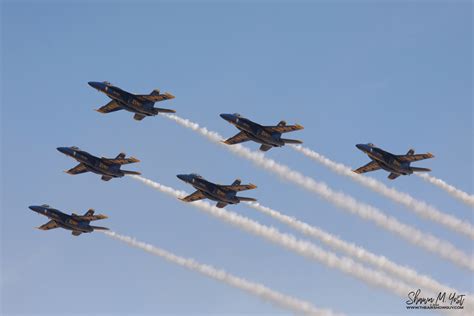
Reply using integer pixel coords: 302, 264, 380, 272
28, 205, 109, 236
220, 113, 304, 151
88, 81, 175, 121
354, 143, 434, 180
177, 173, 257, 208
57, 146, 141, 181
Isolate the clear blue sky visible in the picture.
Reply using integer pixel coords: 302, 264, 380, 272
2, 1, 472, 315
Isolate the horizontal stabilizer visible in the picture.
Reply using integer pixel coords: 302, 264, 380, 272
153, 107, 176, 114
91, 225, 109, 231
281, 138, 303, 144
122, 170, 141, 176
410, 167, 431, 173
238, 197, 257, 202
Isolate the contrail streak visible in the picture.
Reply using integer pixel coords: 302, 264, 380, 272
163, 114, 474, 271
290, 144, 474, 239
130, 175, 417, 299
245, 201, 468, 298
417, 173, 474, 208
103, 231, 339, 316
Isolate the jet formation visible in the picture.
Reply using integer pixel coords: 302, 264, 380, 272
29, 205, 109, 236
57, 146, 141, 181
89, 81, 175, 121
354, 143, 434, 180
29, 81, 437, 236
220, 113, 304, 151
177, 173, 257, 208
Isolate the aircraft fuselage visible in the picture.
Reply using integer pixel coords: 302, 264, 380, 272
361, 146, 412, 175
179, 176, 240, 204
89, 82, 156, 116
230, 117, 284, 147
29, 206, 94, 233
57, 147, 124, 178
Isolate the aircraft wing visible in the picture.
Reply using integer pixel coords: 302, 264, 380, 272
102, 157, 140, 165
397, 153, 434, 162
263, 124, 304, 133
180, 190, 206, 202
96, 100, 122, 113
221, 184, 257, 192
223, 132, 250, 145
66, 163, 88, 175
37, 220, 59, 230
136, 93, 175, 103
353, 161, 381, 174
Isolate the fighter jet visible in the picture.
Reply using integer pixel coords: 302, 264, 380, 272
28, 204, 109, 236
88, 81, 175, 121
354, 143, 434, 180
57, 146, 141, 181
220, 113, 304, 151
177, 173, 257, 208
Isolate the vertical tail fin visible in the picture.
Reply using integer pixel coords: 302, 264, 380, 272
231, 179, 241, 186
84, 209, 95, 217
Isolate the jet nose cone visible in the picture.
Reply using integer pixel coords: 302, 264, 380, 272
29, 205, 43, 213
57, 147, 71, 155
88, 81, 104, 90
177, 174, 190, 182
356, 144, 371, 153
220, 113, 234, 122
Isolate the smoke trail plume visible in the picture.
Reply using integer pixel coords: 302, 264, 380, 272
103, 231, 338, 316
163, 114, 474, 271
417, 173, 474, 208
290, 144, 474, 239
129, 175, 417, 299
246, 202, 469, 298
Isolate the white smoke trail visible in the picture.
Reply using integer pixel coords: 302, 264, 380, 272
103, 231, 338, 316
163, 114, 474, 271
246, 201, 468, 298
129, 175, 417, 299
417, 173, 474, 208
290, 144, 474, 239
